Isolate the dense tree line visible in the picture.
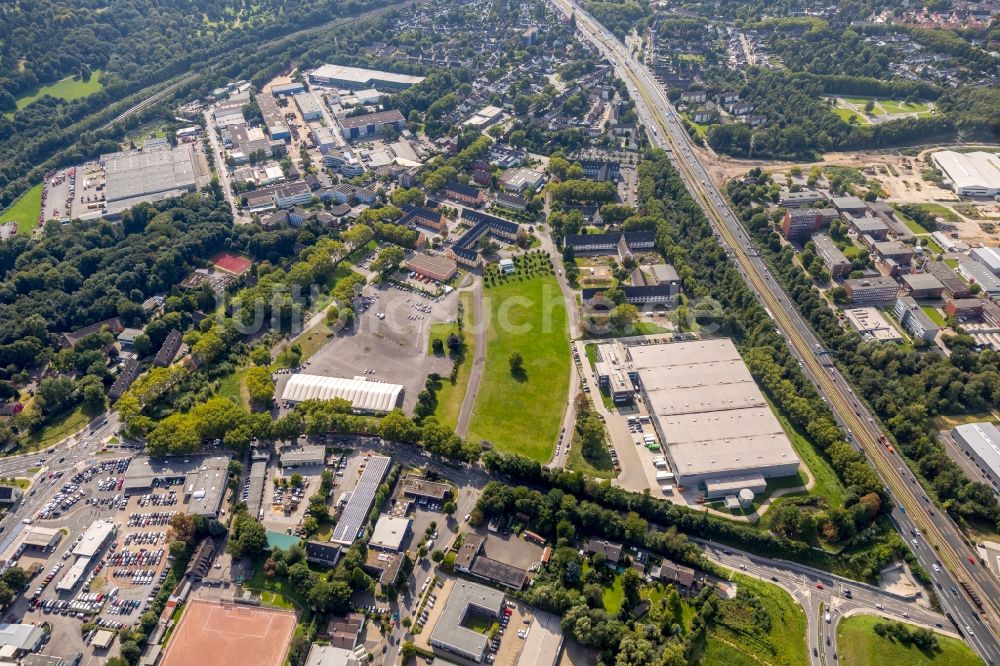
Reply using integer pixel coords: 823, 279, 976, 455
728, 171, 1000, 527
704, 68, 955, 160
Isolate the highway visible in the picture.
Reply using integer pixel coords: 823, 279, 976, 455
550, 0, 1000, 662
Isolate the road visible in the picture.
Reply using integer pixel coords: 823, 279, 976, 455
699, 539, 950, 664
202, 108, 246, 224
552, 0, 1000, 662
455, 277, 486, 438
0, 413, 121, 532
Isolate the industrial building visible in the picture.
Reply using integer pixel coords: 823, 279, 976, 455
469, 556, 528, 590
850, 216, 890, 240
330, 456, 391, 546
280, 374, 404, 413
293, 93, 323, 121
952, 422, 1000, 486
931, 150, 1000, 197
957, 255, 1000, 296
338, 110, 406, 140
629, 339, 801, 487
123, 455, 231, 517
256, 90, 289, 140
927, 261, 972, 298
279, 445, 326, 467
100, 141, 198, 217
429, 581, 505, 663
309, 64, 425, 90
971, 246, 1000, 276
843, 307, 903, 343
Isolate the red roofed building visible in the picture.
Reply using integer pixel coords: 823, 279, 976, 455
211, 252, 252, 276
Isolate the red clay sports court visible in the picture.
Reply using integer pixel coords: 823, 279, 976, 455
160, 599, 297, 666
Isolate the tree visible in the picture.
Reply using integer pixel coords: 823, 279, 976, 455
133, 333, 153, 357
1, 567, 27, 591
244, 367, 274, 407
443, 500, 456, 516
79, 374, 107, 414
401, 642, 417, 659
508, 351, 525, 378
371, 246, 406, 276
431, 338, 445, 355
119, 640, 142, 664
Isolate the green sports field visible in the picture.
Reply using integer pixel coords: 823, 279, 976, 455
0, 183, 42, 235
467, 274, 570, 461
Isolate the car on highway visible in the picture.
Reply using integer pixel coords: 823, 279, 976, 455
968, 556, 977, 565
816, 583, 824, 590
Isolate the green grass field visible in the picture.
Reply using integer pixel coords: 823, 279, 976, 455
0, 183, 43, 235
766, 396, 846, 506
14, 71, 104, 112
911, 203, 961, 225
837, 615, 980, 666
700, 575, 808, 666
922, 306, 946, 327
468, 275, 570, 461
430, 292, 475, 429
832, 106, 867, 124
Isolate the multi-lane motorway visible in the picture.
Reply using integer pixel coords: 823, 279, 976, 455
551, 0, 1000, 662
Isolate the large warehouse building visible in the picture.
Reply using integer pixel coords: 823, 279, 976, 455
952, 422, 1000, 486
630, 339, 801, 488
931, 150, 1000, 197
309, 64, 425, 90
101, 139, 198, 217
281, 374, 403, 413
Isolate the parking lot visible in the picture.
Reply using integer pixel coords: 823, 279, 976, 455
14, 456, 199, 664
274, 281, 457, 414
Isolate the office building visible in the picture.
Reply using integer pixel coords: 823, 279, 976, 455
843, 308, 903, 343
893, 296, 939, 342
429, 581, 505, 663
781, 208, 837, 239
811, 234, 851, 277
779, 190, 825, 208
279, 445, 326, 468
843, 277, 900, 306
369, 516, 411, 552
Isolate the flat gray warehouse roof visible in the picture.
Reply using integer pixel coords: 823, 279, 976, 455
330, 456, 391, 546
630, 339, 800, 484
102, 143, 197, 206
124, 454, 231, 516
953, 422, 1000, 480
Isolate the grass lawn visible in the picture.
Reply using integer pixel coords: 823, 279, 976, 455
566, 430, 616, 478
923, 238, 944, 255
837, 614, 980, 666
430, 292, 474, 429
468, 275, 570, 461
13, 71, 104, 112
0, 183, 43, 235
944, 257, 959, 269
245, 566, 308, 613
216, 368, 248, 406
602, 574, 625, 614
931, 411, 999, 430
700, 575, 807, 666
633, 320, 671, 335
912, 203, 961, 226
878, 99, 934, 116
831, 106, 867, 124
765, 396, 845, 506
922, 306, 946, 327
23, 406, 90, 452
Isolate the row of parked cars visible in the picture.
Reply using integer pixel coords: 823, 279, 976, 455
123, 531, 164, 547
127, 511, 175, 527
108, 547, 163, 568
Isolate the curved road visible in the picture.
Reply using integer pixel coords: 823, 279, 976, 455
553, 0, 1000, 662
